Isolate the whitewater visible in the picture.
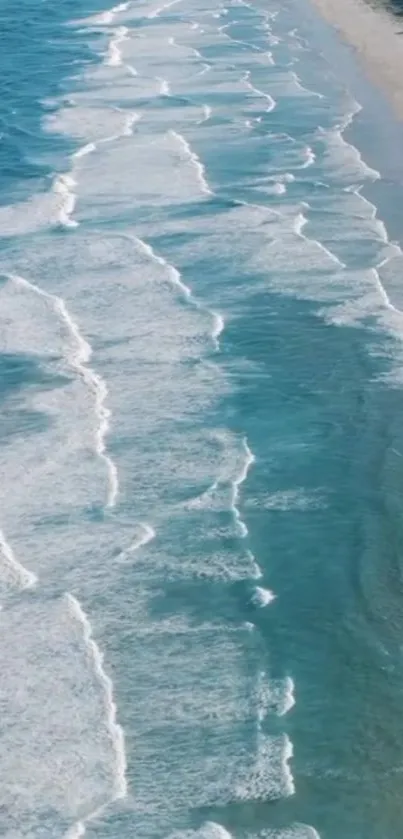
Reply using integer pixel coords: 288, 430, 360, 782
1, 0, 403, 838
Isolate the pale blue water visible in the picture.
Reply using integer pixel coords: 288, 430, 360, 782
2, 1, 403, 838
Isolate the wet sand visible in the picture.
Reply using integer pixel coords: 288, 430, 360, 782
309, 0, 403, 119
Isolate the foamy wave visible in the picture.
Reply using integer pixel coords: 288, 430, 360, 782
122, 111, 141, 135
73, 142, 97, 159
246, 488, 326, 511
66, 594, 127, 831
93, 2, 130, 26
256, 672, 295, 720
167, 824, 233, 839
127, 233, 224, 352
231, 436, 255, 538
105, 25, 129, 67
294, 211, 345, 267
169, 130, 212, 196
53, 173, 78, 229
235, 733, 295, 800
258, 826, 321, 839
115, 523, 156, 560
199, 103, 212, 124
243, 71, 276, 113
148, 0, 183, 19
252, 586, 276, 607
8, 274, 118, 509
0, 527, 37, 592
158, 76, 171, 95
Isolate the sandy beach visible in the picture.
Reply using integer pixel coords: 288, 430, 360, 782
308, 0, 403, 119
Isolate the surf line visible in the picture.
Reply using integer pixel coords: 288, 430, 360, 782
242, 71, 276, 115
121, 232, 224, 352
0, 527, 37, 591
231, 438, 274, 601
6, 273, 118, 510
147, 0, 183, 19
169, 129, 213, 196
105, 25, 129, 67
94, 2, 130, 26
65, 593, 127, 837
52, 110, 140, 229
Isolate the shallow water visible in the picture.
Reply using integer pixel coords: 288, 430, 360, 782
1, 1, 403, 838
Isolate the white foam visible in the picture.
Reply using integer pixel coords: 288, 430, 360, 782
195, 62, 211, 77
148, 0, 183, 19
235, 732, 295, 800
259, 826, 321, 839
0, 527, 37, 592
199, 103, 212, 124
158, 76, 171, 95
167, 824, 233, 839
94, 2, 130, 25
243, 72, 276, 113
212, 311, 225, 350
256, 672, 295, 720
231, 436, 255, 538
134, 235, 192, 299
8, 273, 119, 509
294, 211, 345, 268
130, 234, 223, 352
252, 586, 276, 607
301, 145, 316, 168
53, 173, 78, 228
169, 130, 212, 196
0, 597, 124, 837
73, 141, 97, 159
280, 676, 296, 716
115, 523, 156, 560
105, 25, 129, 67
66, 594, 127, 801
289, 70, 324, 98
122, 111, 141, 135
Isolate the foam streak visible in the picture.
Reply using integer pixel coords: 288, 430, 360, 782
231, 437, 255, 538
128, 234, 224, 352
8, 274, 118, 509
170, 130, 212, 195
66, 593, 127, 816
53, 174, 78, 229
0, 528, 37, 590
105, 26, 129, 67
148, 0, 183, 19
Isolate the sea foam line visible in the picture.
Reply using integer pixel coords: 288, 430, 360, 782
8, 274, 118, 509
0, 528, 37, 590
252, 585, 276, 607
95, 2, 130, 25
57, 110, 140, 227
53, 173, 79, 229
302, 114, 403, 323
105, 25, 129, 67
115, 523, 156, 561
157, 76, 171, 96
294, 210, 346, 268
148, 0, 183, 18
243, 72, 276, 114
169, 129, 212, 196
231, 437, 255, 538
124, 233, 224, 353
66, 593, 127, 823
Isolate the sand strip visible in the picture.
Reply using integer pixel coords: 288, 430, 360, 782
308, 0, 403, 119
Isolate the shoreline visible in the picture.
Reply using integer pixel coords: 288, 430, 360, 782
306, 0, 403, 121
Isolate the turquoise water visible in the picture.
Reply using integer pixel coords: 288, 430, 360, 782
2, 1, 403, 838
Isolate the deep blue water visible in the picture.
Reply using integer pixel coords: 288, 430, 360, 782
1, 1, 403, 839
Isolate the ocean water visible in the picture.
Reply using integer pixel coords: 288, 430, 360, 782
2, 0, 403, 838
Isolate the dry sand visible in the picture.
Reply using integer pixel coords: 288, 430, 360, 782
308, 0, 403, 119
